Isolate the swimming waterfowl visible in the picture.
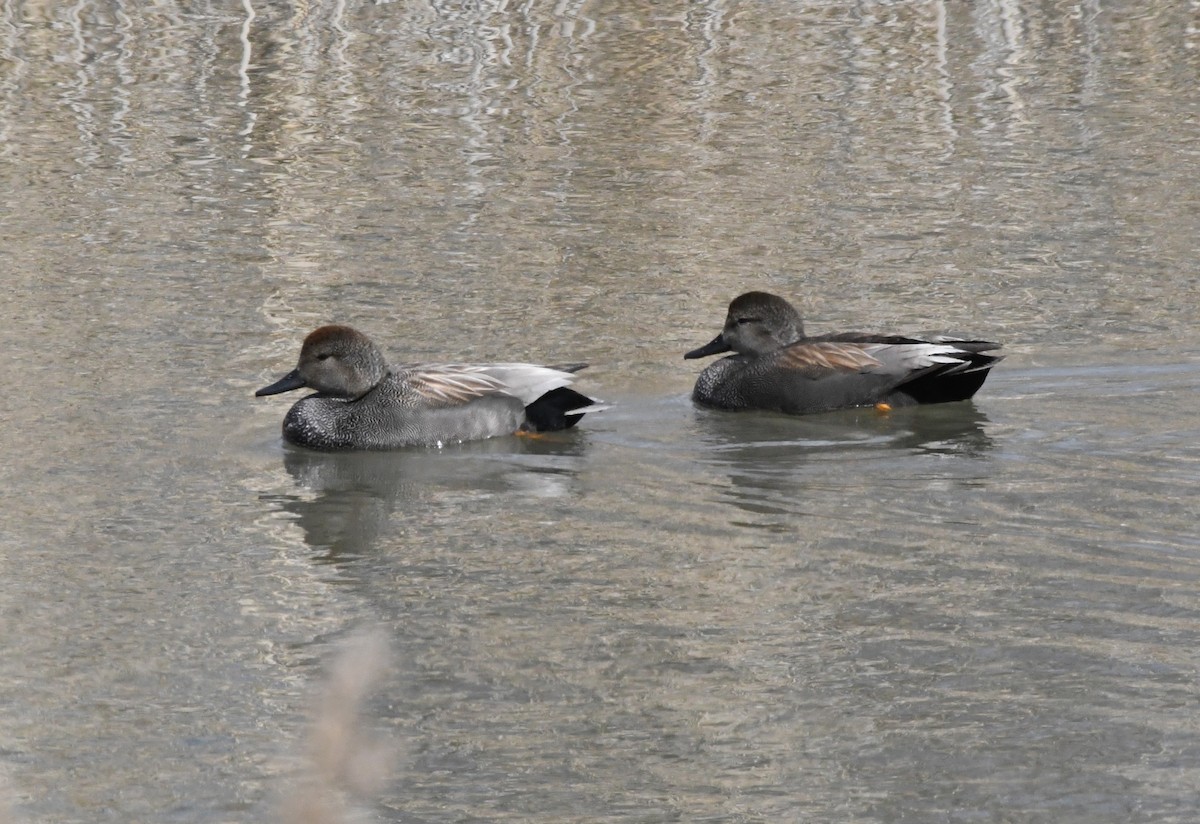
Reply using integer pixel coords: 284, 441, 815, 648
256, 325, 607, 450
684, 291, 1002, 414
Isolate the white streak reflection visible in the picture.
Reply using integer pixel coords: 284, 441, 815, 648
996, 0, 1029, 129
687, 0, 726, 145
64, 0, 100, 167
0, 0, 24, 158
111, 0, 134, 167
933, 0, 959, 151
238, 0, 258, 148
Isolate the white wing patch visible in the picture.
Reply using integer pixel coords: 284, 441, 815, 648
471, 363, 578, 405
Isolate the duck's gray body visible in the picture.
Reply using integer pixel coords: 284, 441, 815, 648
258, 326, 605, 450
686, 292, 1002, 414
281, 376, 527, 450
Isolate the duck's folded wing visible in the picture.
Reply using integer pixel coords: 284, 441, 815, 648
773, 342, 886, 376
402, 365, 510, 406
812, 331, 1002, 351
402, 363, 585, 407
774, 340, 983, 378
472, 363, 586, 405
858, 341, 985, 375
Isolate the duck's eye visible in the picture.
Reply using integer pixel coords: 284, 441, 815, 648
735, 317, 758, 326
316, 353, 332, 361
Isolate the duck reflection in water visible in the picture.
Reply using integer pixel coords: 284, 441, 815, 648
263, 435, 590, 561
694, 401, 996, 460
691, 402, 996, 521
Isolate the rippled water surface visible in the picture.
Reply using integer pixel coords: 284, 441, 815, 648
3, 1, 1200, 822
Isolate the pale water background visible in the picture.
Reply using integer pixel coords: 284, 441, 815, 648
2, 1, 1200, 822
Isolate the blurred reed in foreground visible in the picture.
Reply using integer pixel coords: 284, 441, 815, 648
279, 628, 395, 824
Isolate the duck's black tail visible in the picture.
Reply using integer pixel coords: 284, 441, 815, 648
522, 387, 609, 432
902, 340, 1003, 405
898, 342, 1004, 405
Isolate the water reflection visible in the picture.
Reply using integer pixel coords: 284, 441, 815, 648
690, 403, 995, 523
264, 434, 590, 559
6, 1, 1200, 821
694, 402, 994, 462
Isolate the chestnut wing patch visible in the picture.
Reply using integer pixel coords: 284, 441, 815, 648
774, 342, 884, 374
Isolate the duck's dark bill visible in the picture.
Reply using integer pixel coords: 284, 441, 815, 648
255, 369, 307, 396
684, 335, 732, 360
